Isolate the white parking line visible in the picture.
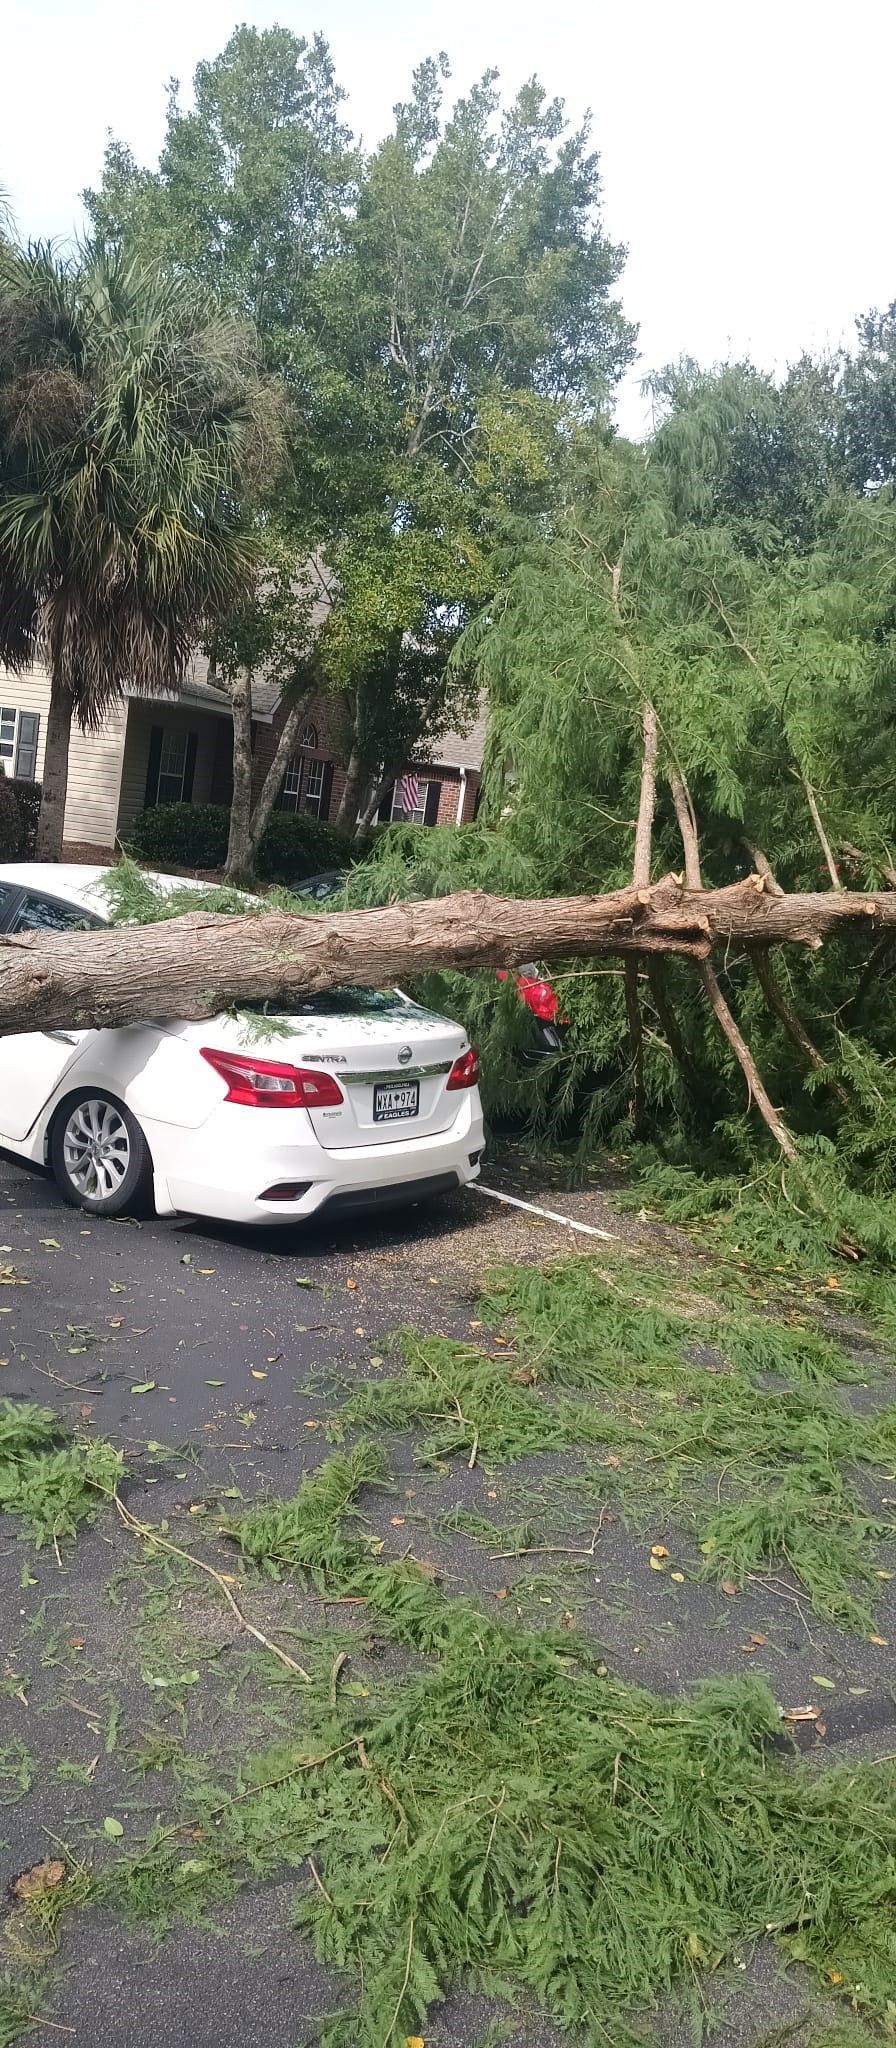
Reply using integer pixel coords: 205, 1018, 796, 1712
473, 1182, 617, 1241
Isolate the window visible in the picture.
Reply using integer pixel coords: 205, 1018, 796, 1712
145, 725, 198, 807
13, 891, 103, 933
302, 759, 326, 816
299, 722, 318, 750
390, 779, 436, 826
157, 731, 188, 804
280, 752, 333, 818
0, 708, 40, 781
281, 757, 303, 812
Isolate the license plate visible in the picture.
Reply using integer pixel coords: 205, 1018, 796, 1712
373, 1081, 420, 1121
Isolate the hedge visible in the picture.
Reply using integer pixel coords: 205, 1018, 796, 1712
10, 779, 41, 858
0, 778, 23, 859
127, 802, 350, 882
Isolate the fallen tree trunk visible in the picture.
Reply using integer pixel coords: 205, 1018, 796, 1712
1, 876, 896, 1037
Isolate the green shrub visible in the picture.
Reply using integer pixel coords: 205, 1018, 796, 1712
127, 802, 229, 869
254, 808, 349, 882
9, 780, 40, 858
0, 776, 23, 859
127, 802, 350, 882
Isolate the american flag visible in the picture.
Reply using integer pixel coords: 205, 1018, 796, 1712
399, 772, 420, 817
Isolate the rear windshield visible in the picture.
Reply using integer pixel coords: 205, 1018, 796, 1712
250, 988, 412, 1020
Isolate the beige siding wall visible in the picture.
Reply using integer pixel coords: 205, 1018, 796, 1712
116, 701, 222, 838
0, 663, 126, 849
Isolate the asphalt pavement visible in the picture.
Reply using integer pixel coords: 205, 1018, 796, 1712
0, 1152, 891, 2047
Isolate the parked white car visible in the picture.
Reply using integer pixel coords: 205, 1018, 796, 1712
0, 865, 484, 1225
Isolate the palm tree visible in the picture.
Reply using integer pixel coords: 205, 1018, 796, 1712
0, 244, 280, 856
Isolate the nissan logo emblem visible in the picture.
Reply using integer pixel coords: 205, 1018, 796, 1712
397, 1045, 413, 1065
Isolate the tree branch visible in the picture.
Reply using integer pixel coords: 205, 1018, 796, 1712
670, 774, 800, 1166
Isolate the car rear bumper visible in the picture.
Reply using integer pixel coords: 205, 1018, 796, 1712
151, 1092, 484, 1225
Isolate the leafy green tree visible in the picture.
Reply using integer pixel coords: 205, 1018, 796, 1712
0, 243, 278, 856
85, 42, 635, 831
350, 429, 896, 1167
840, 302, 896, 491
647, 357, 852, 547
84, 26, 354, 331
207, 541, 330, 885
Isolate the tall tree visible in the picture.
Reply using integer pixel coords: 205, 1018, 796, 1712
84, 26, 354, 332
301, 58, 635, 825
0, 244, 279, 856
85, 44, 636, 828
207, 543, 330, 885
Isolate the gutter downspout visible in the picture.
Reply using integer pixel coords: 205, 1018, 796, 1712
455, 767, 468, 827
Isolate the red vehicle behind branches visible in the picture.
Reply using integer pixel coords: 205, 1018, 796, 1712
497, 964, 568, 1061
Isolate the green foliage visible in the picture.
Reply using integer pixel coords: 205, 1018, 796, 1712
698, 1472, 882, 1631
229, 1443, 386, 1578
338, 1334, 620, 1466
0, 1970, 45, 2046
84, 26, 354, 332
0, 243, 272, 738
0, 775, 22, 858
9, 779, 40, 857
84, 30, 634, 823
341, 1253, 896, 1629
254, 808, 350, 883
0, 1398, 121, 1546
127, 803, 230, 870
100, 856, 257, 924
126, 802, 349, 880
123, 1445, 896, 2045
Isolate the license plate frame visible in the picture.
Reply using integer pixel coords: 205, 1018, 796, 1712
373, 1081, 420, 1122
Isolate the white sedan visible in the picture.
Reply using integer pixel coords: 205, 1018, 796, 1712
0, 864, 485, 1226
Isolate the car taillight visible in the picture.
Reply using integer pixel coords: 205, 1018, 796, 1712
446, 1047, 480, 1091
200, 1048, 344, 1108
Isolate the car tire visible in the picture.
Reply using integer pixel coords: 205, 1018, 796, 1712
50, 1091, 154, 1218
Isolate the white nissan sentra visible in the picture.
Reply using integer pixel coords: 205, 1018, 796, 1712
0, 865, 485, 1225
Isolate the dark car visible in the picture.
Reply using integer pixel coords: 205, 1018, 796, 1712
294, 869, 348, 905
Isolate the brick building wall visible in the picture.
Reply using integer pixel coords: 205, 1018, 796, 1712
250, 691, 481, 831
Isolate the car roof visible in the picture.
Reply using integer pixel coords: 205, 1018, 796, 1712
0, 864, 243, 921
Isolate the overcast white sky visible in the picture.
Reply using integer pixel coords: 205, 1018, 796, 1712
3, 0, 893, 434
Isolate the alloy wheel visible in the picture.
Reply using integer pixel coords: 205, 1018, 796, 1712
61, 1098, 131, 1202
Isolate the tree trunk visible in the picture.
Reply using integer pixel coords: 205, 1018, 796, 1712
223, 669, 255, 886
670, 774, 800, 1167
645, 959, 703, 1101
335, 746, 364, 833
6, 876, 896, 1039
35, 675, 74, 861
624, 701, 658, 1132
750, 947, 851, 1109
246, 691, 315, 862
354, 764, 404, 844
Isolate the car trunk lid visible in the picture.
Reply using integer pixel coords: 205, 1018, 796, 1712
177, 990, 470, 1149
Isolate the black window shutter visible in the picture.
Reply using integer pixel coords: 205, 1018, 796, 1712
144, 726, 164, 808
378, 786, 394, 823
14, 712, 39, 781
318, 761, 334, 822
182, 731, 198, 803
423, 780, 441, 826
